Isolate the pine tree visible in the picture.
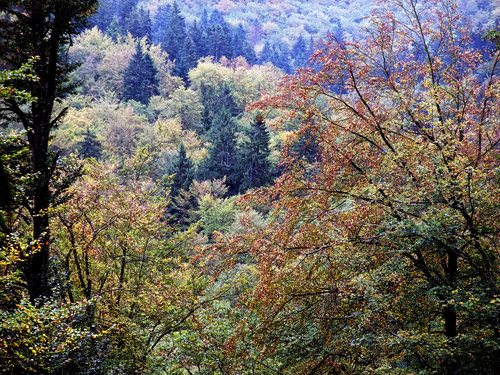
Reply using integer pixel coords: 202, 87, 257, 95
190, 20, 208, 58
107, 15, 121, 41
89, 0, 115, 32
272, 42, 292, 73
118, 0, 138, 23
259, 41, 273, 64
122, 44, 159, 105
199, 83, 241, 133
175, 33, 199, 81
237, 113, 272, 192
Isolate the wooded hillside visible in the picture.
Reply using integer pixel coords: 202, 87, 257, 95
1, 0, 500, 374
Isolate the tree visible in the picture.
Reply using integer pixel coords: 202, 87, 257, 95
237, 113, 273, 193
220, 1, 500, 373
76, 128, 102, 160
291, 35, 308, 69
152, 4, 170, 44
122, 43, 159, 105
0, 0, 97, 303
169, 142, 195, 199
198, 106, 239, 193
163, 1, 187, 69
124, 6, 152, 41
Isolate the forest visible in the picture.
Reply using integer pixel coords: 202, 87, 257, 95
1, 0, 500, 374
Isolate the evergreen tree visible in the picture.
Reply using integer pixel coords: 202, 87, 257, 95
118, 0, 138, 23
175, 33, 199, 81
232, 24, 247, 58
207, 23, 232, 60
89, 0, 115, 32
259, 41, 273, 64
272, 42, 292, 73
237, 113, 272, 192
76, 128, 102, 160
291, 35, 308, 69
163, 1, 186, 65
122, 44, 159, 105
200, 8, 209, 30
169, 143, 195, 199
125, 6, 152, 40
198, 106, 239, 193
199, 83, 240, 133
191, 19, 209, 58
208, 9, 225, 27
152, 4, 170, 44
107, 15, 121, 41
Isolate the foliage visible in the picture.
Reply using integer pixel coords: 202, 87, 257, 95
217, 1, 500, 373
52, 161, 209, 372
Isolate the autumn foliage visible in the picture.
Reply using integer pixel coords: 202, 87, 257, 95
217, 0, 500, 373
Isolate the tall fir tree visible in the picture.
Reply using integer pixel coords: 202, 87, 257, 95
259, 41, 273, 64
237, 113, 272, 192
291, 35, 308, 69
200, 83, 240, 134
169, 142, 195, 199
118, 0, 138, 23
107, 15, 121, 41
163, 1, 186, 67
125, 6, 152, 40
122, 44, 159, 105
175, 33, 199, 82
152, 4, 170, 44
198, 106, 239, 193
89, 0, 115, 32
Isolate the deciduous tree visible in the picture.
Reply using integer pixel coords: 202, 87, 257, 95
0, 0, 97, 302
220, 1, 500, 373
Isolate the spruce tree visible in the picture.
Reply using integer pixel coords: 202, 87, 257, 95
169, 143, 195, 199
122, 44, 159, 105
125, 6, 152, 40
198, 106, 239, 193
118, 0, 138, 23
89, 0, 115, 32
199, 83, 240, 134
163, 1, 186, 66
292, 35, 308, 69
259, 41, 273, 64
107, 15, 121, 41
175, 34, 199, 81
237, 113, 272, 192
152, 4, 170, 44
